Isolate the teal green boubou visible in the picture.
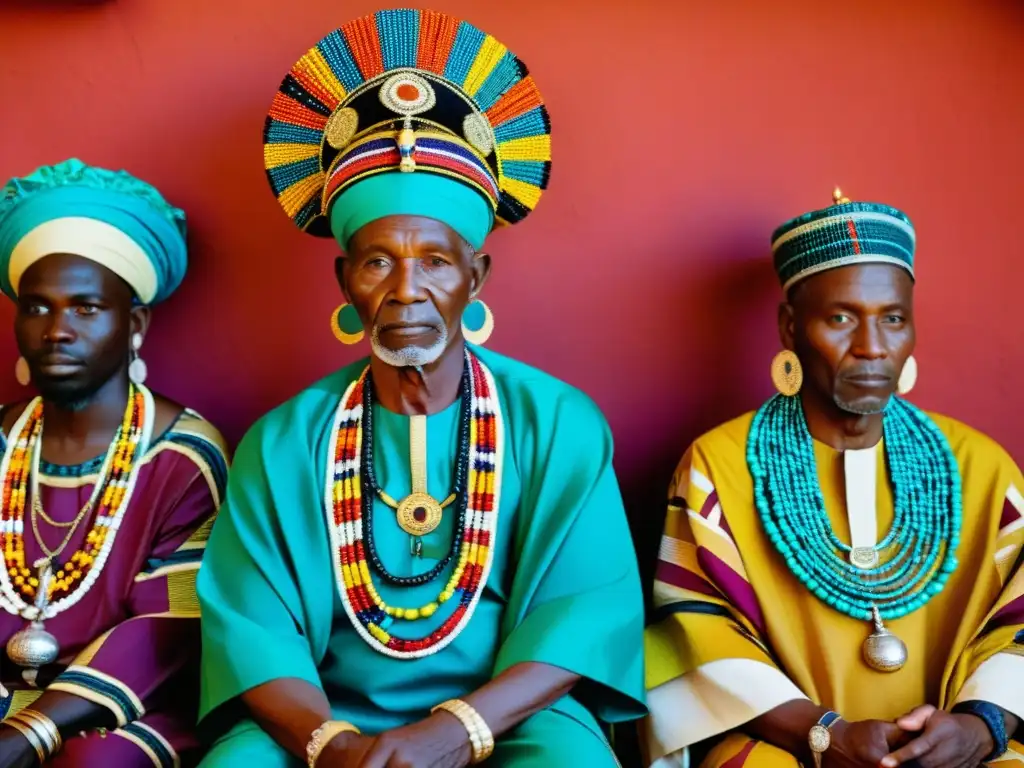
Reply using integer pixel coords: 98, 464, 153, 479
195, 348, 646, 765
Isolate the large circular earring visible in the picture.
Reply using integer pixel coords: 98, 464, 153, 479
771, 350, 803, 396
897, 355, 917, 395
331, 304, 365, 344
15, 357, 30, 387
462, 300, 494, 346
129, 333, 148, 385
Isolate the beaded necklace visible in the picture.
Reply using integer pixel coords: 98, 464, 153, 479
0, 385, 153, 619
360, 366, 471, 586
747, 393, 961, 671
325, 351, 503, 659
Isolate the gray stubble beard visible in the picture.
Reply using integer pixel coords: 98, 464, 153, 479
370, 324, 449, 369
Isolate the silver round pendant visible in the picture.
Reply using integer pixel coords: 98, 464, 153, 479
7, 621, 60, 669
862, 625, 908, 672
850, 546, 879, 569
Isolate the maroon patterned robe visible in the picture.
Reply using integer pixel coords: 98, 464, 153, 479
1, 407, 228, 767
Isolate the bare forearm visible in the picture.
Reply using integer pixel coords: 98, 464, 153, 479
312, 664, 582, 767
747, 699, 830, 760
458, 662, 580, 738
26, 690, 117, 740
241, 678, 332, 760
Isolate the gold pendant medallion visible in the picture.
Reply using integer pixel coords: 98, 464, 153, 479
396, 492, 444, 536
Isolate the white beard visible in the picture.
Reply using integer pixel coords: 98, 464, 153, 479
370, 323, 449, 368
834, 392, 889, 416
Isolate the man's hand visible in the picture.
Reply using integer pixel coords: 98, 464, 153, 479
825, 719, 906, 768
319, 712, 472, 768
746, 700, 904, 767
316, 730, 376, 765
0, 725, 38, 768
880, 705, 993, 768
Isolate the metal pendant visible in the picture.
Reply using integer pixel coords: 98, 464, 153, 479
396, 492, 443, 536
862, 606, 907, 672
7, 621, 60, 685
849, 546, 879, 569
409, 536, 423, 558
394, 415, 444, 538
7, 559, 60, 686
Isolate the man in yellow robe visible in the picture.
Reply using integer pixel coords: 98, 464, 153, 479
644, 189, 1023, 768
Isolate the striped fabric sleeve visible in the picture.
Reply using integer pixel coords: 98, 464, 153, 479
642, 443, 807, 766
48, 430, 227, 732
108, 718, 181, 768
948, 473, 1024, 721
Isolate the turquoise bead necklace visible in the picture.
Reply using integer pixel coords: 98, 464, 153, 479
747, 393, 962, 671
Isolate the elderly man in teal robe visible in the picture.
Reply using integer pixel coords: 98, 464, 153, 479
196, 9, 646, 767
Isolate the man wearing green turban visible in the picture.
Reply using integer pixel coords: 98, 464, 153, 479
0, 159, 228, 767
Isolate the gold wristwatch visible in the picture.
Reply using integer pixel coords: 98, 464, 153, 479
808, 711, 842, 768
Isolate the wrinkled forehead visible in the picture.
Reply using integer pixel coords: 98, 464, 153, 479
789, 262, 915, 308
345, 215, 475, 261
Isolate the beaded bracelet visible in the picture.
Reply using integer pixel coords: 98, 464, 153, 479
306, 720, 360, 767
432, 698, 495, 764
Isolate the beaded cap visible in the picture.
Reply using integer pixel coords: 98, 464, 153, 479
770, 188, 916, 291
263, 9, 551, 240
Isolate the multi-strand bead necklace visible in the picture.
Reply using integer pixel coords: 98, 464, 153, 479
325, 351, 503, 659
360, 365, 472, 585
747, 393, 961, 670
0, 385, 152, 625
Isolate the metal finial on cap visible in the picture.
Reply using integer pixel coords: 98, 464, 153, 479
833, 187, 851, 204
398, 116, 417, 173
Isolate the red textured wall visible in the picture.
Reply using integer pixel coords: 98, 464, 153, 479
1, 1, 1022, 573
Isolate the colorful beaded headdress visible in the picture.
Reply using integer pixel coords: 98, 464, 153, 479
263, 9, 551, 249
770, 188, 916, 291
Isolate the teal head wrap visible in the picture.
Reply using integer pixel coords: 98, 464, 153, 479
0, 159, 187, 304
328, 172, 494, 252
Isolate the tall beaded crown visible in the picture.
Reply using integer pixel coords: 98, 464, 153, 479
770, 188, 916, 291
263, 9, 552, 238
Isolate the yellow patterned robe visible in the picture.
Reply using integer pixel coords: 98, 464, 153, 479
643, 411, 1024, 767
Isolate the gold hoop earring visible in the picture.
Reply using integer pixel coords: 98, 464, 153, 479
771, 350, 803, 396
897, 355, 917, 395
331, 304, 365, 345
462, 300, 493, 346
